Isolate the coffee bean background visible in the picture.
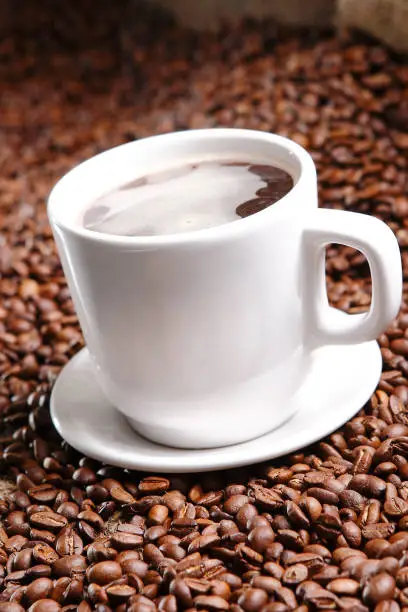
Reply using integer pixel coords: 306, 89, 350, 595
1, 2, 408, 610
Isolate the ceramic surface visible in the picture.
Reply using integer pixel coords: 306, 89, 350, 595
51, 332, 382, 472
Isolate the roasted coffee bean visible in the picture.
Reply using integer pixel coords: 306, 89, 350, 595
5, 510, 30, 536
33, 543, 59, 565
238, 588, 268, 611
27, 565, 52, 580
110, 486, 136, 505
363, 573, 396, 605
52, 555, 87, 577
148, 505, 169, 526
194, 594, 229, 610
55, 527, 83, 556
56, 503, 79, 521
28, 485, 57, 504
327, 578, 360, 595
247, 525, 275, 552
342, 521, 362, 548
72, 468, 97, 486
30, 512, 67, 532
349, 475, 387, 498
223, 495, 249, 515
282, 563, 308, 586
139, 477, 170, 495
86, 561, 122, 585
25, 577, 54, 604
86, 485, 109, 504
374, 602, 400, 612
106, 584, 136, 603
27, 601, 62, 612
362, 523, 396, 540
128, 595, 156, 611
110, 532, 143, 550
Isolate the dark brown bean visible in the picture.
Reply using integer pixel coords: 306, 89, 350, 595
363, 573, 396, 605
25, 577, 54, 604
55, 527, 83, 556
87, 561, 122, 585
327, 578, 360, 595
247, 525, 275, 552
374, 602, 400, 612
72, 467, 97, 486
195, 594, 229, 610
52, 555, 87, 577
349, 475, 387, 498
27, 601, 61, 612
238, 588, 268, 612
32, 543, 59, 565
29, 512, 67, 532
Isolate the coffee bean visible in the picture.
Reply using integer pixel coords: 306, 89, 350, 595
148, 505, 169, 526
363, 573, 396, 605
106, 584, 136, 603
86, 485, 109, 504
5, 535, 28, 552
362, 523, 396, 540
33, 543, 59, 565
247, 525, 275, 552
374, 602, 400, 612
194, 594, 229, 610
139, 477, 170, 495
307, 487, 340, 505
25, 577, 54, 604
87, 561, 122, 585
222, 495, 248, 515
110, 532, 143, 550
349, 475, 387, 498
128, 595, 156, 611
157, 594, 177, 612
250, 485, 284, 511
55, 503, 79, 521
238, 588, 268, 612
327, 578, 360, 595
282, 563, 308, 586
342, 521, 362, 548
27, 601, 61, 612
285, 501, 310, 529
27, 565, 52, 580
13, 548, 33, 570
72, 468, 97, 486
55, 527, 83, 557
52, 555, 87, 577
30, 512, 67, 532
28, 485, 57, 504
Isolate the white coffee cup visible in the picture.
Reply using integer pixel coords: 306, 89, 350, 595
48, 129, 402, 449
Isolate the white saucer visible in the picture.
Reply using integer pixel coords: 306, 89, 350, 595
50, 340, 382, 473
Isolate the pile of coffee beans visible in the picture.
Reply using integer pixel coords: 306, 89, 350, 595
1, 2, 408, 610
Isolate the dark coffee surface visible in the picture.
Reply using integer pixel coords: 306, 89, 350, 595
1, 4, 408, 610
235, 164, 294, 218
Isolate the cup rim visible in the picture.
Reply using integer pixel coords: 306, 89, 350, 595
47, 128, 316, 246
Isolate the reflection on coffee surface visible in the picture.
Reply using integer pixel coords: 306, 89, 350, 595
83, 161, 294, 236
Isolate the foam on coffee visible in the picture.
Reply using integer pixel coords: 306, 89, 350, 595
83, 160, 293, 236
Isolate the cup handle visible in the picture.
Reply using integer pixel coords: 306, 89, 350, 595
302, 208, 402, 347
